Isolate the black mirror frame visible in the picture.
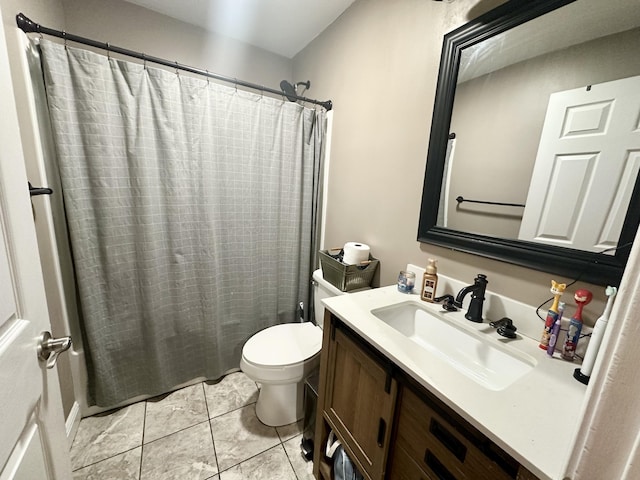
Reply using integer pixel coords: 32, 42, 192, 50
417, 0, 640, 286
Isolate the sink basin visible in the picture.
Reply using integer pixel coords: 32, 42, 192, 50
371, 302, 536, 390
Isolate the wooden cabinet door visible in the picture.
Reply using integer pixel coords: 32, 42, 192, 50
324, 323, 397, 480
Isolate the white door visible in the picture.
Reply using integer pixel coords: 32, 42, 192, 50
0, 8, 72, 480
518, 75, 640, 253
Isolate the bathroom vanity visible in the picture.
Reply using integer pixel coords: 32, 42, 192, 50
312, 287, 586, 480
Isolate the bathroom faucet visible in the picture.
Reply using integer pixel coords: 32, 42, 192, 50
433, 274, 488, 322
455, 274, 488, 323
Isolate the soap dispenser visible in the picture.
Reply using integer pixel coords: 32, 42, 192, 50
420, 258, 438, 303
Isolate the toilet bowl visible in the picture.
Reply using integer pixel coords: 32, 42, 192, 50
240, 269, 345, 427
241, 322, 322, 426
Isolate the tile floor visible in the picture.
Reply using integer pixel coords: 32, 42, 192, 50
70, 372, 315, 480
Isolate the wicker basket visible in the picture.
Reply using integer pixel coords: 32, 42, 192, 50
319, 249, 379, 292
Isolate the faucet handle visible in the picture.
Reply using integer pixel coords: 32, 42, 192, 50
434, 294, 458, 311
489, 317, 512, 328
490, 317, 518, 338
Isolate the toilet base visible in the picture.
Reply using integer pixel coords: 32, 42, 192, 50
255, 381, 304, 427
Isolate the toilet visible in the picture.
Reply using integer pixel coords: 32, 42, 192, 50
240, 268, 344, 427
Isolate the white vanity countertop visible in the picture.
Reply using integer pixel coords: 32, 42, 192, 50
322, 286, 587, 480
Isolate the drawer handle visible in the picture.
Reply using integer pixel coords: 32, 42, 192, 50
425, 449, 458, 480
430, 418, 467, 462
377, 418, 386, 447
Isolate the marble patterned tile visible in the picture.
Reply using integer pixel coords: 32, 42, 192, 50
210, 404, 280, 471
140, 422, 217, 480
276, 419, 304, 442
204, 372, 258, 418
143, 383, 208, 443
219, 445, 296, 480
283, 434, 315, 480
71, 402, 145, 470
72, 447, 141, 480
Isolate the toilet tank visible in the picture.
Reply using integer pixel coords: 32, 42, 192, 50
312, 269, 344, 327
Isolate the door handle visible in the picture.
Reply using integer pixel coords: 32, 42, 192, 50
37, 331, 71, 369
377, 418, 386, 447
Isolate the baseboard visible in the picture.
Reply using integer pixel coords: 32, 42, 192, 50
65, 401, 81, 449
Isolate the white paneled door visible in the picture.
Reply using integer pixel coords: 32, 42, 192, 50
519, 75, 640, 253
0, 7, 72, 480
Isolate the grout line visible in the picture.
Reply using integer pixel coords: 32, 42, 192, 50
202, 381, 221, 477
139, 400, 147, 480
70, 445, 142, 472
281, 441, 302, 480
142, 418, 212, 445
208, 400, 257, 421
216, 443, 285, 475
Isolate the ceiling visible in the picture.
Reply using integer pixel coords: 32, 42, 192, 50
458, 0, 640, 82
121, 0, 355, 59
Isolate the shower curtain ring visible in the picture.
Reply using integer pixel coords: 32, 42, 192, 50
106, 42, 111, 59
205, 70, 210, 85
234, 78, 238, 93
62, 30, 67, 49
175, 61, 179, 76
142, 53, 147, 70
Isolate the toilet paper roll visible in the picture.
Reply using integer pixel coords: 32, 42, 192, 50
343, 242, 371, 265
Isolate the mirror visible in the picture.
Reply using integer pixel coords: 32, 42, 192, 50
418, 0, 640, 286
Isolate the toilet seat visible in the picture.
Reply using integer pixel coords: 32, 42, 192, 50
242, 322, 322, 368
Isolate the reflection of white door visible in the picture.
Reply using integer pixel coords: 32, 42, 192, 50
0, 8, 72, 480
518, 75, 640, 253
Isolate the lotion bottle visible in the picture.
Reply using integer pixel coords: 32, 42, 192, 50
420, 258, 438, 303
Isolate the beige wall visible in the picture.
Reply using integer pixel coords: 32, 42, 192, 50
61, 0, 292, 89
449, 27, 640, 237
294, 0, 608, 321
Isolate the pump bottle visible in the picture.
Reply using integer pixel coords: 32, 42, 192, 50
420, 259, 438, 303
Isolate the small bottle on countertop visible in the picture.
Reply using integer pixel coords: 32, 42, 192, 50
420, 258, 438, 303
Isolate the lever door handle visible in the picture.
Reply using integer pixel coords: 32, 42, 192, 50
37, 331, 72, 369
28, 182, 53, 196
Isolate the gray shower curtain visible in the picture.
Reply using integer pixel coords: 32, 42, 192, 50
38, 39, 326, 407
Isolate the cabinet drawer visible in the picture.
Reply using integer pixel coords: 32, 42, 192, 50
387, 443, 435, 480
397, 387, 518, 480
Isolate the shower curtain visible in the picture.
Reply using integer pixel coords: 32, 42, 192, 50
37, 39, 326, 407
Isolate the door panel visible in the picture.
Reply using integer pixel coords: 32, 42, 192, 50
324, 324, 397, 479
519, 75, 640, 252
0, 6, 71, 479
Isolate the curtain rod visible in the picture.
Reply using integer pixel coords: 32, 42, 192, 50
16, 12, 333, 111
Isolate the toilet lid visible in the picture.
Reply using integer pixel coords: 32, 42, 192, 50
243, 322, 322, 367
